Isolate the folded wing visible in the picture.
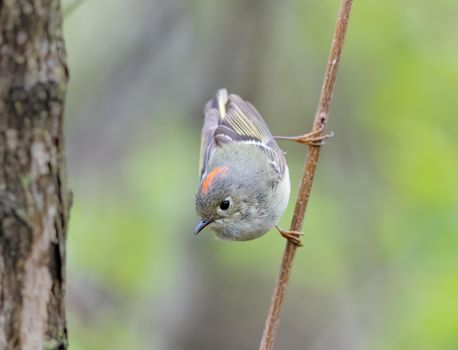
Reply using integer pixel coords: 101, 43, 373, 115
199, 89, 285, 179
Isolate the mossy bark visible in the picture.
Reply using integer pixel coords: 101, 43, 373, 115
0, 1, 69, 349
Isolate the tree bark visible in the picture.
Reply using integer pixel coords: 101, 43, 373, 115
0, 1, 69, 349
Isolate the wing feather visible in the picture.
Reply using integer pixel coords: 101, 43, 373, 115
199, 89, 285, 179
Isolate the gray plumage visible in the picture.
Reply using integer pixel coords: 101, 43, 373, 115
195, 89, 290, 241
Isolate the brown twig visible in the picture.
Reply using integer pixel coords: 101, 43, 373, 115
259, 1, 353, 349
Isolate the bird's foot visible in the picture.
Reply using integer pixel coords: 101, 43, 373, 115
276, 225, 303, 247
275, 126, 334, 146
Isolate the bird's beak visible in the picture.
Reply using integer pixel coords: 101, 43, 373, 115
194, 219, 212, 235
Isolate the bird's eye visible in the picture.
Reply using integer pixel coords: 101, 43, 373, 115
219, 199, 230, 210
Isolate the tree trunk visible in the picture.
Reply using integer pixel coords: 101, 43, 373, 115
0, 1, 69, 349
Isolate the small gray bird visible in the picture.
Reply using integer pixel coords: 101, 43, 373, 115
194, 89, 293, 242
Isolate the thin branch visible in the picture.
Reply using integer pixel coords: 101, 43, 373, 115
259, 1, 353, 349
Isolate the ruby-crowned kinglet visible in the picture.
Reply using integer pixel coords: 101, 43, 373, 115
194, 89, 290, 241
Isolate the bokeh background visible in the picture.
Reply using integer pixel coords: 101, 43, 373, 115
62, 0, 458, 349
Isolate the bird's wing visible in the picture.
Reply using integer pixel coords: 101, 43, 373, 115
199, 89, 285, 179
199, 89, 227, 179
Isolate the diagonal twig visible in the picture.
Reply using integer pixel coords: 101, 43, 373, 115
259, 1, 354, 349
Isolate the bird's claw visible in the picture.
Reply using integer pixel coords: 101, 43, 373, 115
274, 127, 334, 146
276, 225, 303, 247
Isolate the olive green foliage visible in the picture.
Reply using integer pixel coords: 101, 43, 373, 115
64, 0, 458, 349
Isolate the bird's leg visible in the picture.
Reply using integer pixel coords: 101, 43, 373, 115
274, 126, 334, 146
276, 225, 304, 247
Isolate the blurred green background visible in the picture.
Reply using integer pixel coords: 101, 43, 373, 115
62, 0, 458, 349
